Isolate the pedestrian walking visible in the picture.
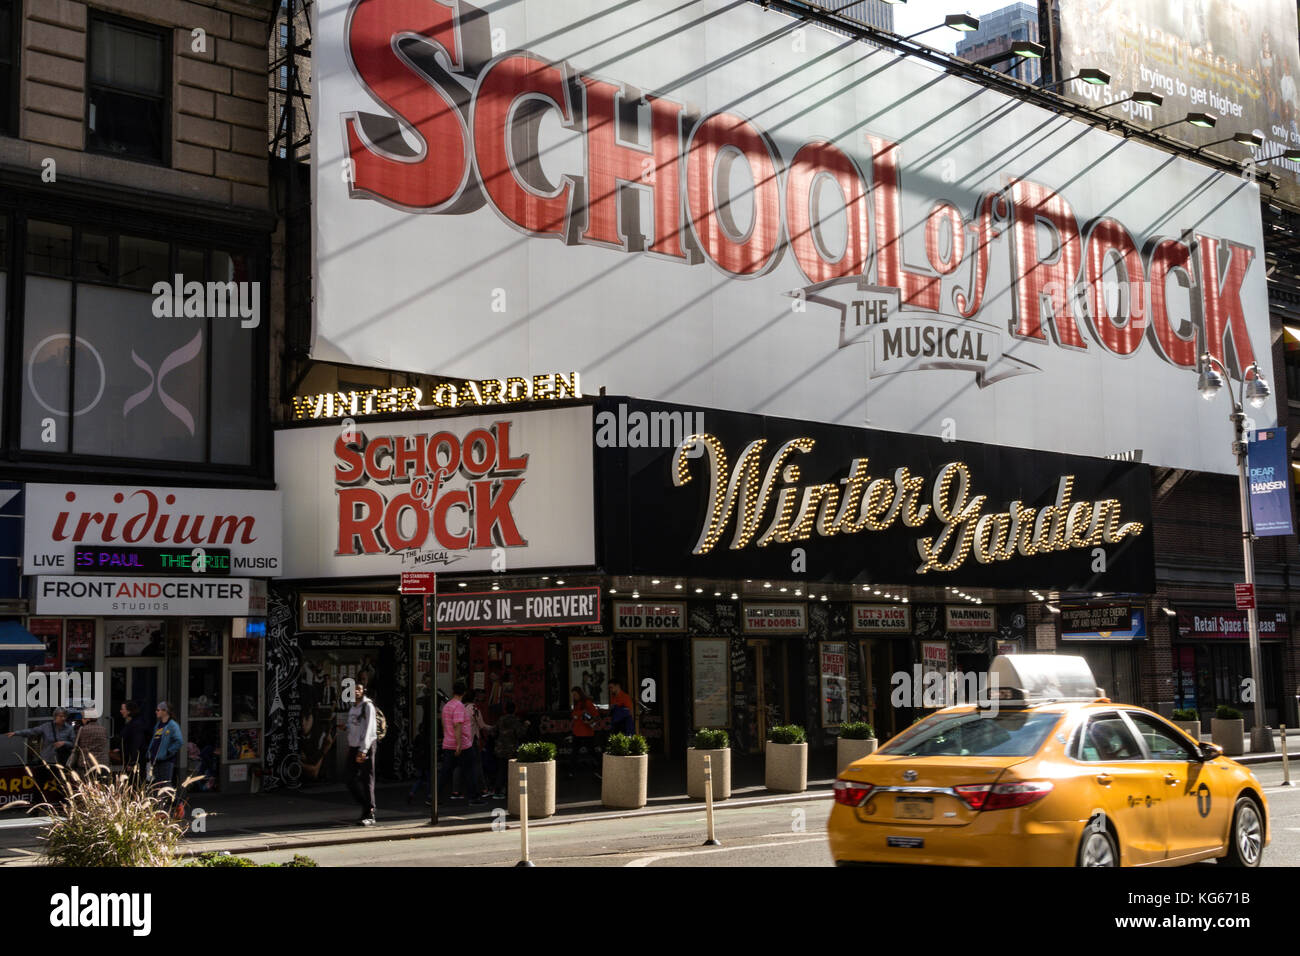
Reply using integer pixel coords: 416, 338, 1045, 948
608, 680, 635, 736
440, 680, 468, 802
5, 708, 76, 765
462, 691, 489, 806
346, 675, 378, 825
116, 700, 152, 779
569, 686, 599, 778
492, 701, 529, 799
70, 714, 111, 781
146, 702, 184, 795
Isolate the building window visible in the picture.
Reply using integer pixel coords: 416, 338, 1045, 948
0, 0, 15, 136
86, 15, 169, 164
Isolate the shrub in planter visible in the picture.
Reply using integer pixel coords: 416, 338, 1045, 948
189, 852, 319, 868
1212, 706, 1245, 757
768, 724, 807, 745
509, 742, 557, 818
602, 734, 649, 809
688, 728, 731, 800
836, 721, 878, 774
692, 728, 729, 750
766, 725, 808, 793
605, 733, 649, 756
517, 741, 557, 762
1172, 708, 1198, 721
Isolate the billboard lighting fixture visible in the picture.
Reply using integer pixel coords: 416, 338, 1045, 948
1042, 68, 1111, 91
1100, 90, 1163, 112
1148, 111, 1216, 133
903, 12, 979, 40
1200, 131, 1265, 150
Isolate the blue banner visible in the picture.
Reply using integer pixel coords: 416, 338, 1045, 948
1248, 428, 1294, 537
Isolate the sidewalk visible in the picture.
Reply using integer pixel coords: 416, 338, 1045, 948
168, 749, 840, 857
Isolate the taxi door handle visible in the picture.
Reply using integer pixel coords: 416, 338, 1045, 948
1165, 774, 1179, 786
1095, 774, 1112, 786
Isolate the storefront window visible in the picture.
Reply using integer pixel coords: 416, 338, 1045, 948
188, 660, 221, 719
105, 620, 166, 657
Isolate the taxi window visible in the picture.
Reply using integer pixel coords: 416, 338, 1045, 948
1078, 714, 1142, 761
1126, 712, 1198, 760
877, 712, 1061, 757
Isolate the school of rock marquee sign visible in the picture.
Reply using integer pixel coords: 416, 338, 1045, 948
275, 406, 595, 578
315, 0, 1275, 475
597, 399, 1155, 592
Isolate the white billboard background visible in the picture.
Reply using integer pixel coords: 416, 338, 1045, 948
313, 0, 1276, 474
275, 406, 596, 578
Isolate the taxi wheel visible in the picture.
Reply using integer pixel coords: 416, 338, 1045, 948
1077, 827, 1118, 867
1221, 797, 1264, 868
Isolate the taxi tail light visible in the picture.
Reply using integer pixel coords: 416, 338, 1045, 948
955, 780, 1053, 810
832, 779, 874, 806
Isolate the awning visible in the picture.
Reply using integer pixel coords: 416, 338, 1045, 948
0, 621, 47, 667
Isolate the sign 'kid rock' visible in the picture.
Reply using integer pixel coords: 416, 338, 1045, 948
275, 407, 596, 578
315, 0, 1276, 475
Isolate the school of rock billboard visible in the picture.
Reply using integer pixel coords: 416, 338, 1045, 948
274, 405, 595, 577
1057, 0, 1300, 205
597, 398, 1155, 593
314, 0, 1276, 476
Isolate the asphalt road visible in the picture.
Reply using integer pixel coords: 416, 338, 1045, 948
237, 763, 1300, 868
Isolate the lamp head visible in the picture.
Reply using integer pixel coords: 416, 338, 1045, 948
1077, 68, 1111, 86
1187, 112, 1217, 129
1246, 371, 1271, 408
1131, 91, 1163, 107
1233, 131, 1265, 147
1011, 40, 1045, 59
1197, 362, 1224, 400
945, 13, 979, 32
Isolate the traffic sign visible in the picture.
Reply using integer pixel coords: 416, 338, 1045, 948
400, 571, 437, 595
1235, 583, 1255, 611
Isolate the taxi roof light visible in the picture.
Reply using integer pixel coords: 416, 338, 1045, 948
987, 655, 1103, 706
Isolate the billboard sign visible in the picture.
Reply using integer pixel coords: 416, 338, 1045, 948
1056, 0, 1300, 205
275, 406, 596, 577
314, 0, 1275, 475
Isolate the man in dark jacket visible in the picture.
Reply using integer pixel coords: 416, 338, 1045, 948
117, 700, 152, 780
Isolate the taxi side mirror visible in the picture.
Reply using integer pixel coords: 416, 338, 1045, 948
1197, 741, 1223, 762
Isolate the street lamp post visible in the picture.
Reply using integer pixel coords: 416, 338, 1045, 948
1197, 351, 1274, 753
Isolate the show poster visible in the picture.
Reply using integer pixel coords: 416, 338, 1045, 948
568, 639, 610, 706
692, 638, 729, 728
468, 635, 544, 717
64, 619, 94, 665
27, 618, 62, 672
820, 642, 848, 728
921, 642, 950, 708
104, 620, 166, 657
1248, 427, 1294, 536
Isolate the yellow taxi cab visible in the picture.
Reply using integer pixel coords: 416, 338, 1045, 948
828, 655, 1269, 867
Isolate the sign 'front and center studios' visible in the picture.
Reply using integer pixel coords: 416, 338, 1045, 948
432, 587, 601, 630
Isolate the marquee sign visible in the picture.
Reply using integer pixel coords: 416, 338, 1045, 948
314, 0, 1275, 475
24, 485, 282, 575
743, 604, 807, 634
853, 604, 911, 634
275, 406, 595, 577
613, 601, 686, 632
599, 398, 1155, 592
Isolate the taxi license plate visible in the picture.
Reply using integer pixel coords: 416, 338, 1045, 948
896, 796, 934, 820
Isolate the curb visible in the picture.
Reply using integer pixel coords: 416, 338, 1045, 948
181, 787, 836, 857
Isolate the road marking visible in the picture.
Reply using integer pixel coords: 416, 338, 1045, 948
624, 835, 824, 867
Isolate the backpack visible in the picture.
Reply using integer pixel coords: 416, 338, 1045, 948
372, 702, 388, 742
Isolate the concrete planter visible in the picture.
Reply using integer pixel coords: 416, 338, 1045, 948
1212, 718, 1245, 757
1173, 720, 1201, 743
687, 748, 732, 800
601, 753, 648, 809
765, 741, 808, 793
508, 759, 556, 819
836, 737, 877, 774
